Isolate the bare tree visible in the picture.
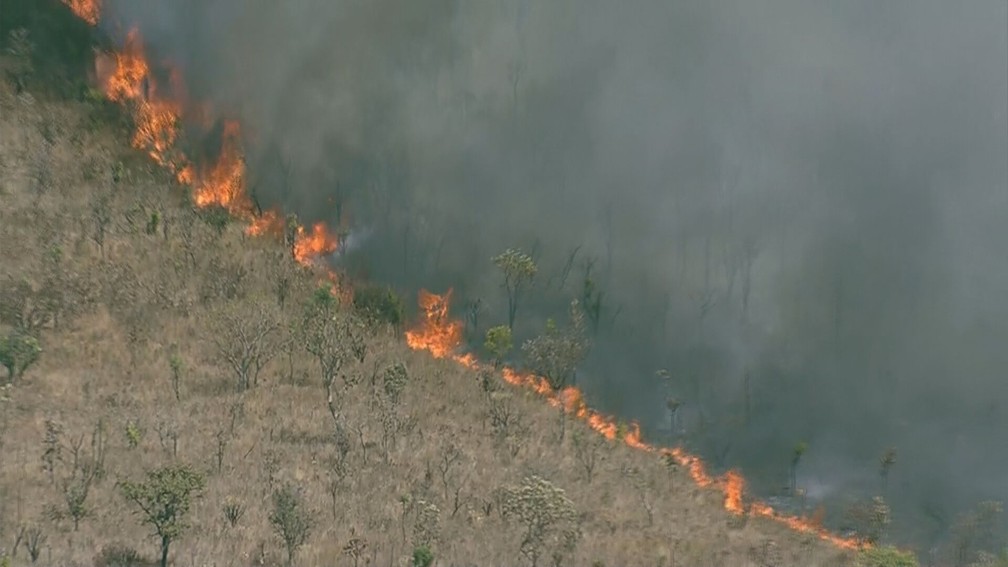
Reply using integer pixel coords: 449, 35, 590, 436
210, 302, 282, 391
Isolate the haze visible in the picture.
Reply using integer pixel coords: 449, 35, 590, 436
103, 0, 1008, 550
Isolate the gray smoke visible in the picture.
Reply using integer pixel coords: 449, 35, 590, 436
102, 0, 1008, 551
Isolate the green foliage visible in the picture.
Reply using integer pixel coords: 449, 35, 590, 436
199, 205, 231, 236
269, 483, 314, 566
857, 545, 919, 567
118, 465, 206, 567
484, 325, 513, 368
310, 284, 338, 311
492, 248, 538, 329
353, 284, 405, 327
125, 420, 143, 448
145, 211, 160, 235
0, 330, 41, 383
383, 362, 409, 404
412, 546, 434, 567
521, 300, 590, 390
94, 543, 155, 567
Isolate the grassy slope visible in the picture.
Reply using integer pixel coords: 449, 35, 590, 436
0, 30, 857, 567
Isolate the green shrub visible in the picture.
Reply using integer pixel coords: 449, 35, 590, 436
412, 546, 434, 567
94, 543, 155, 567
353, 284, 405, 327
858, 546, 919, 567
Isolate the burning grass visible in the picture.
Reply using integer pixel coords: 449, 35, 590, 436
55, 0, 868, 558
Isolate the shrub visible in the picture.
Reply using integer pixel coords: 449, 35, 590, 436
353, 284, 405, 327
858, 546, 919, 567
412, 546, 434, 567
93, 543, 155, 567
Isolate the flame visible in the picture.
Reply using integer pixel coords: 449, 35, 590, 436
84, 18, 341, 267
63, 0, 101, 26
405, 289, 465, 359
405, 289, 868, 551
293, 223, 339, 265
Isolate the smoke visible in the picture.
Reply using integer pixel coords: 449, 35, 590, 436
102, 0, 1008, 550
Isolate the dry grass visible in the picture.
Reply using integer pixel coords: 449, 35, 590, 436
0, 58, 860, 567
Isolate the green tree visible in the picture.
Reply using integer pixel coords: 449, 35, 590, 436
269, 484, 314, 566
0, 330, 41, 384
492, 248, 537, 330
521, 300, 590, 390
484, 325, 513, 369
352, 284, 405, 328
789, 441, 808, 494
118, 465, 206, 567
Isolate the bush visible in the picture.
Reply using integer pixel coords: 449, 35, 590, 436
353, 284, 405, 327
858, 546, 919, 567
412, 546, 434, 567
94, 544, 156, 567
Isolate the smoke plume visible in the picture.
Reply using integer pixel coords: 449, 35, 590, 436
102, 0, 1008, 550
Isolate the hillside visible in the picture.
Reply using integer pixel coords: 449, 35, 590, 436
0, 7, 908, 567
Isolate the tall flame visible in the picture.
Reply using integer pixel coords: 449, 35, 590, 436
64, 0, 101, 26
405, 289, 867, 551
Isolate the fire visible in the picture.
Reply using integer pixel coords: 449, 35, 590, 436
405, 289, 464, 359
293, 223, 339, 265
405, 288, 868, 551
63, 0, 101, 26
84, 17, 341, 267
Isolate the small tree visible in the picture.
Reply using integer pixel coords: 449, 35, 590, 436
299, 292, 367, 422
118, 465, 206, 567
353, 284, 405, 328
0, 330, 41, 384
500, 475, 581, 567
522, 300, 590, 391
857, 545, 919, 567
879, 448, 896, 493
789, 441, 808, 495
484, 325, 513, 369
210, 303, 281, 391
269, 484, 314, 566
493, 248, 537, 330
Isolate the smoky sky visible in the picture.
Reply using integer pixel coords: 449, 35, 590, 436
103, 0, 1008, 550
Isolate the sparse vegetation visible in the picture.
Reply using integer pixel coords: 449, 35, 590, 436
0, 7, 940, 566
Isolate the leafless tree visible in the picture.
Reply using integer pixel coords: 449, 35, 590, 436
210, 302, 282, 391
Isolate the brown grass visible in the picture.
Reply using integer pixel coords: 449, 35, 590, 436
0, 58, 859, 567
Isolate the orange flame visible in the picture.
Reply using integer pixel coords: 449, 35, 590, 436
87, 21, 341, 267
63, 0, 101, 26
293, 223, 340, 265
405, 289, 867, 551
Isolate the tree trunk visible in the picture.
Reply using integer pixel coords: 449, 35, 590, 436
160, 536, 170, 567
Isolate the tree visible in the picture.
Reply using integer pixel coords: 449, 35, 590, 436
493, 248, 537, 330
484, 325, 513, 369
857, 545, 919, 567
352, 284, 405, 328
879, 448, 896, 494
500, 475, 580, 567
299, 290, 367, 423
521, 300, 589, 391
269, 484, 314, 566
790, 441, 808, 495
0, 330, 41, 384
210, 302, 282, 391
118, 465, 206, 567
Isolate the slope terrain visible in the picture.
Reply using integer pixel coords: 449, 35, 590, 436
0, 6, 901, 567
